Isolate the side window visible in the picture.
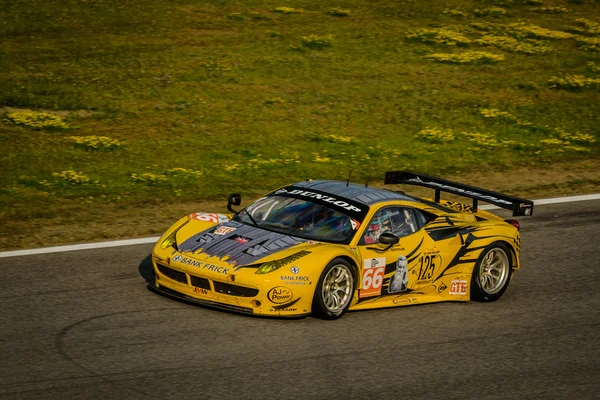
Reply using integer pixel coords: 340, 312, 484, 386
411, 208, 436, 228
403, 208, 431, 231
360, 207, 428, 245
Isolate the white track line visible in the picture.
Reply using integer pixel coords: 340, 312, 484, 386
479, 193, 600, 210
2, 193, 600, 259
0, 237, 160, 258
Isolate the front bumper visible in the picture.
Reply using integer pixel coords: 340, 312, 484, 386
152, 255, 311, 317
151, 284, 256, 315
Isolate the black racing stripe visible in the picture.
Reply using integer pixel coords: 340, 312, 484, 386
431, 231, 490, 283
406, 237, 425, 259
465, 245, 488, 252
426, 227, 465, 241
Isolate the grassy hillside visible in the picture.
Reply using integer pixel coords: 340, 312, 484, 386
1, 0, 599, 249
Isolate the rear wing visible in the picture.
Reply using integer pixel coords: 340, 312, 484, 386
384, 171, 534, 217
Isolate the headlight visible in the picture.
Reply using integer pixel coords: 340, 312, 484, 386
160, 231, 177, 250
159, 220, 189, 250
255, 251, 311, 274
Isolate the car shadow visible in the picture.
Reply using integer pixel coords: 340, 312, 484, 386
138, 253, 155, 285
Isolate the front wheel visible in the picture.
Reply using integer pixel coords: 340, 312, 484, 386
471, 242, 513, 302
312, 258, 355, 319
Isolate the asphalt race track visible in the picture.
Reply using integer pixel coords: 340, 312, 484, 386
1, 200, 599, 400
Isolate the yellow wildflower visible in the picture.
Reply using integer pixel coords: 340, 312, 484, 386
475, 35, 552, 54
416, 128, 456, 142
272, 7, 303, 14
406, 28, 472, 46
69, 136, 122, 151
425, 51, 504, 64
130, 173, 167, 185
6, 111, 69, 130
548, 74, 600, 90
52, 170, 90, 185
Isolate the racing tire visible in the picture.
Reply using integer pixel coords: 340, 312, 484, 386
471, 241, 513, 302
312, 258, 355, 320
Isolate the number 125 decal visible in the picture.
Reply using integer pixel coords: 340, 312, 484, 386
416, 253, 441, 282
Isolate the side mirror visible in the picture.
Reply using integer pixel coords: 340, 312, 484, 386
378, 231, 399, 245
227, 193, 241, 213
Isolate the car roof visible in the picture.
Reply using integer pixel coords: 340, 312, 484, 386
290, 180, 414, 206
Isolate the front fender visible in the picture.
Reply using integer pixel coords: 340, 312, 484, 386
301, 243, 361, 276
153, 215, 189, 254
253, 243, 360, 311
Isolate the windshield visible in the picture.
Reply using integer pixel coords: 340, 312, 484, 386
232, 196, 361, 244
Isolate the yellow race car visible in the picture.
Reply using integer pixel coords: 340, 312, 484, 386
151, 171, 533, 319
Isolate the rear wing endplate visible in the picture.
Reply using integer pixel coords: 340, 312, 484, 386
384, 170, 534, 216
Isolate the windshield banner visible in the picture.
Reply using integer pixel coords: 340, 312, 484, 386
270, 186, 369, 221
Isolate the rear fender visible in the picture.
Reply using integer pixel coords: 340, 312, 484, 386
502, 240, 520, 270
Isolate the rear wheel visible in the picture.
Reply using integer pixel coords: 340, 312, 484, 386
312, 258, 355, 319
471, 242, 512, 302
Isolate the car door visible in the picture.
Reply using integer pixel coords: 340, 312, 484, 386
356, 206, 441, 301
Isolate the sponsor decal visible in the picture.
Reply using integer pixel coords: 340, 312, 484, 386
201, 263, 230, 274
189, 213, 229, 223
392, 297, 412, 305
280, 275, 309, 283
520, 202, 533, 214
449, 280, 468, 295
368, 244, 405, 254
267, 287, 293, 304
270, 297, 301, 310
388, 255, 409, 294
407, 176, 512, 205
171, 254, 230, 274
290, 266, 299, 274
350, 219, 361, 230
278, 281, 307, 285
307, 240, 319, 245
437, 283, 447, 293
214, 226, 236, 235
174, 257, 202, 268
194, 287, 209, 295
360, 257, 386, 298
273, 187, 362, 212
233, 236, 249, 244
441, 200, 473, 213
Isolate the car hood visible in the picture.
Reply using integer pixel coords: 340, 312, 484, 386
177, 220, 309, 267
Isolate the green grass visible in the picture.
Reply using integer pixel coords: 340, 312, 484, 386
1, 0, 599, 248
